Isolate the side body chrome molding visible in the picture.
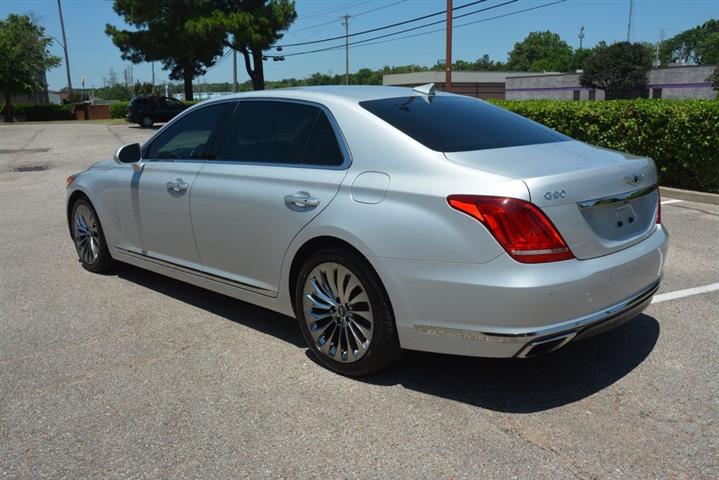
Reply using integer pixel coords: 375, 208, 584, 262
115, 248, 275, 297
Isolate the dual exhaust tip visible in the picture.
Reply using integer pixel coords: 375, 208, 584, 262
517, 332, 577, 358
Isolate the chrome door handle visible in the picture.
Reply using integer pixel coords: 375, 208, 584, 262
166, 178, 189, 192
284, 192, 320, 209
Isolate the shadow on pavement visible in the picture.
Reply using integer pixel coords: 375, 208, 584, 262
116, 264, 659, 413
357, 313, 660, 413
116, 264, 305, 348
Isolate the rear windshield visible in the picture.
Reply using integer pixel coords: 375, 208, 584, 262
359, 95, 570, 152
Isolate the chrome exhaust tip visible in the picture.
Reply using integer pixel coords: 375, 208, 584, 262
517, 331, 577, 358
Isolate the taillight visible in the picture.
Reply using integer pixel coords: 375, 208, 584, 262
656, 190, 662, 224
447, 195, 574, 264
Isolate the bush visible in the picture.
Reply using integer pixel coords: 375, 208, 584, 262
0, 103, 74, 121
109, 102, 129, 119
490, 99, 719, 193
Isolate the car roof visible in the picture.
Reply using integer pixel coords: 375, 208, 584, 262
201, 85, 445, 107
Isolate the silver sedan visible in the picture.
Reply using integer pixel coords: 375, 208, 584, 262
66, 85, 668, 375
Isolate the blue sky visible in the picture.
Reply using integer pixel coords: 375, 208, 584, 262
2, 0, 717, 91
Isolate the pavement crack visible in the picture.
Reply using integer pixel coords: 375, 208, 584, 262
492, 415, 595, 480
106, 124, 126, 145
20, 127, 45, 151
671, 203, 719, 217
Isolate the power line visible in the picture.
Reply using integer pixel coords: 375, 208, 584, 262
335, 0, 568, 52
272, 0, 490, 49
268, 0, 519, 58
207, 0, 567, 76
295, 0, 375, 22
292, 0, 407, 34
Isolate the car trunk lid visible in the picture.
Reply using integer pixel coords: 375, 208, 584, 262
444, 141, 659, 259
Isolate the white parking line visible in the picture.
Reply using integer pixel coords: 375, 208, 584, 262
652, 283, 719, 304
661, 199, 683, 205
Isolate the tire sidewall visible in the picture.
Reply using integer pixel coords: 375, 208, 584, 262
141, 116, 153, 128
294, 248, 400, 376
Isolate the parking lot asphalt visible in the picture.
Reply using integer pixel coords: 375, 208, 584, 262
1, 122, 717, 479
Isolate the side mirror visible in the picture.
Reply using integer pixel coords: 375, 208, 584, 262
114, 143, 141, 164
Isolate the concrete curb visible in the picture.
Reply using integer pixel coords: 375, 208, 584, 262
660, 186, 719, 205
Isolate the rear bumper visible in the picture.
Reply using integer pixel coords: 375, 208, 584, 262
377, 225, 668, 358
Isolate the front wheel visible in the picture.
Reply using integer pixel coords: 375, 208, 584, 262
140, 116, 153, 128
295, 248, 403, 376
71, 199, 116, 273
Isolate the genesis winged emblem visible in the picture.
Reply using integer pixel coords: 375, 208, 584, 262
624, 173, 644, 186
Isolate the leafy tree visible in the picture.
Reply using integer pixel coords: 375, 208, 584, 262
0, 14, 61, 122
580, 42, 654, 99
94, 83, 132, 101
506, 31, 574, 72
189, 1, 297, 90
430, 55, 508, 72
711, 67, 719, 92
571, 47, 595, 71
106, 0, 225, 100
659, 19, 719, 65
132, 82, 155, 96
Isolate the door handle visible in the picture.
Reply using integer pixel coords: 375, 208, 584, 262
284, 192, 320, 209
166, 178, 189, 193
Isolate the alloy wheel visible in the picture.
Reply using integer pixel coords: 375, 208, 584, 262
73, 204, 100, 264
303, 262, 374, 363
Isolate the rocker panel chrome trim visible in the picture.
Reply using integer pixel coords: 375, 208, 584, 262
115, 247, 275, 296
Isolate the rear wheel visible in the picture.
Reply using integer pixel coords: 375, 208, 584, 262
140, 116, 153, 128
71, 198, 115, 273
294, 248, 402, 376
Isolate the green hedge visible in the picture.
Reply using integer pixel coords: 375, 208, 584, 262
490, 99, 719, 193
1, 103, 74, 121
109, 102, 129, 119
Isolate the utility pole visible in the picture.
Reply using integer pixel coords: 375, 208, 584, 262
342, 14, 350, 85
151, 62, 155, 93
232, 49, 238, 93
626, 0, 634, 42
578, 25, 585, 50
445, 0, 453, 93
56, 0, 72, 95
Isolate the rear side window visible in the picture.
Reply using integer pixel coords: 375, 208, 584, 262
359, 95, 569, 152
145, 103, 232, 160
218, 101, 345, 167
302, 112, 344, 166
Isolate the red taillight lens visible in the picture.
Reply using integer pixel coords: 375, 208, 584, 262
447, 195, 574, 264
656, 190, 662, 224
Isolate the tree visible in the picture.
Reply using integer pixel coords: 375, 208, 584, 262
659, 19, 719, 65
133, 81, 155, 96
580, 42, 654, 99
0, 14, 61, 122
189, 1, 296, 90
571, 47, 595, 71
711, 67, 719, 92
106, 0, 225, 101
506, 31, 574, 72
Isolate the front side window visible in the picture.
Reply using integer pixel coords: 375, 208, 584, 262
145, 103, 233, 160
163, 97, 184, 108
218, 101, 344, 167
360, 95, 570, 152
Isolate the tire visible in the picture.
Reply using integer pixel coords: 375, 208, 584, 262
140, 116, 153, 128
294, 247, 403, 376
70, 198, 116, 273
